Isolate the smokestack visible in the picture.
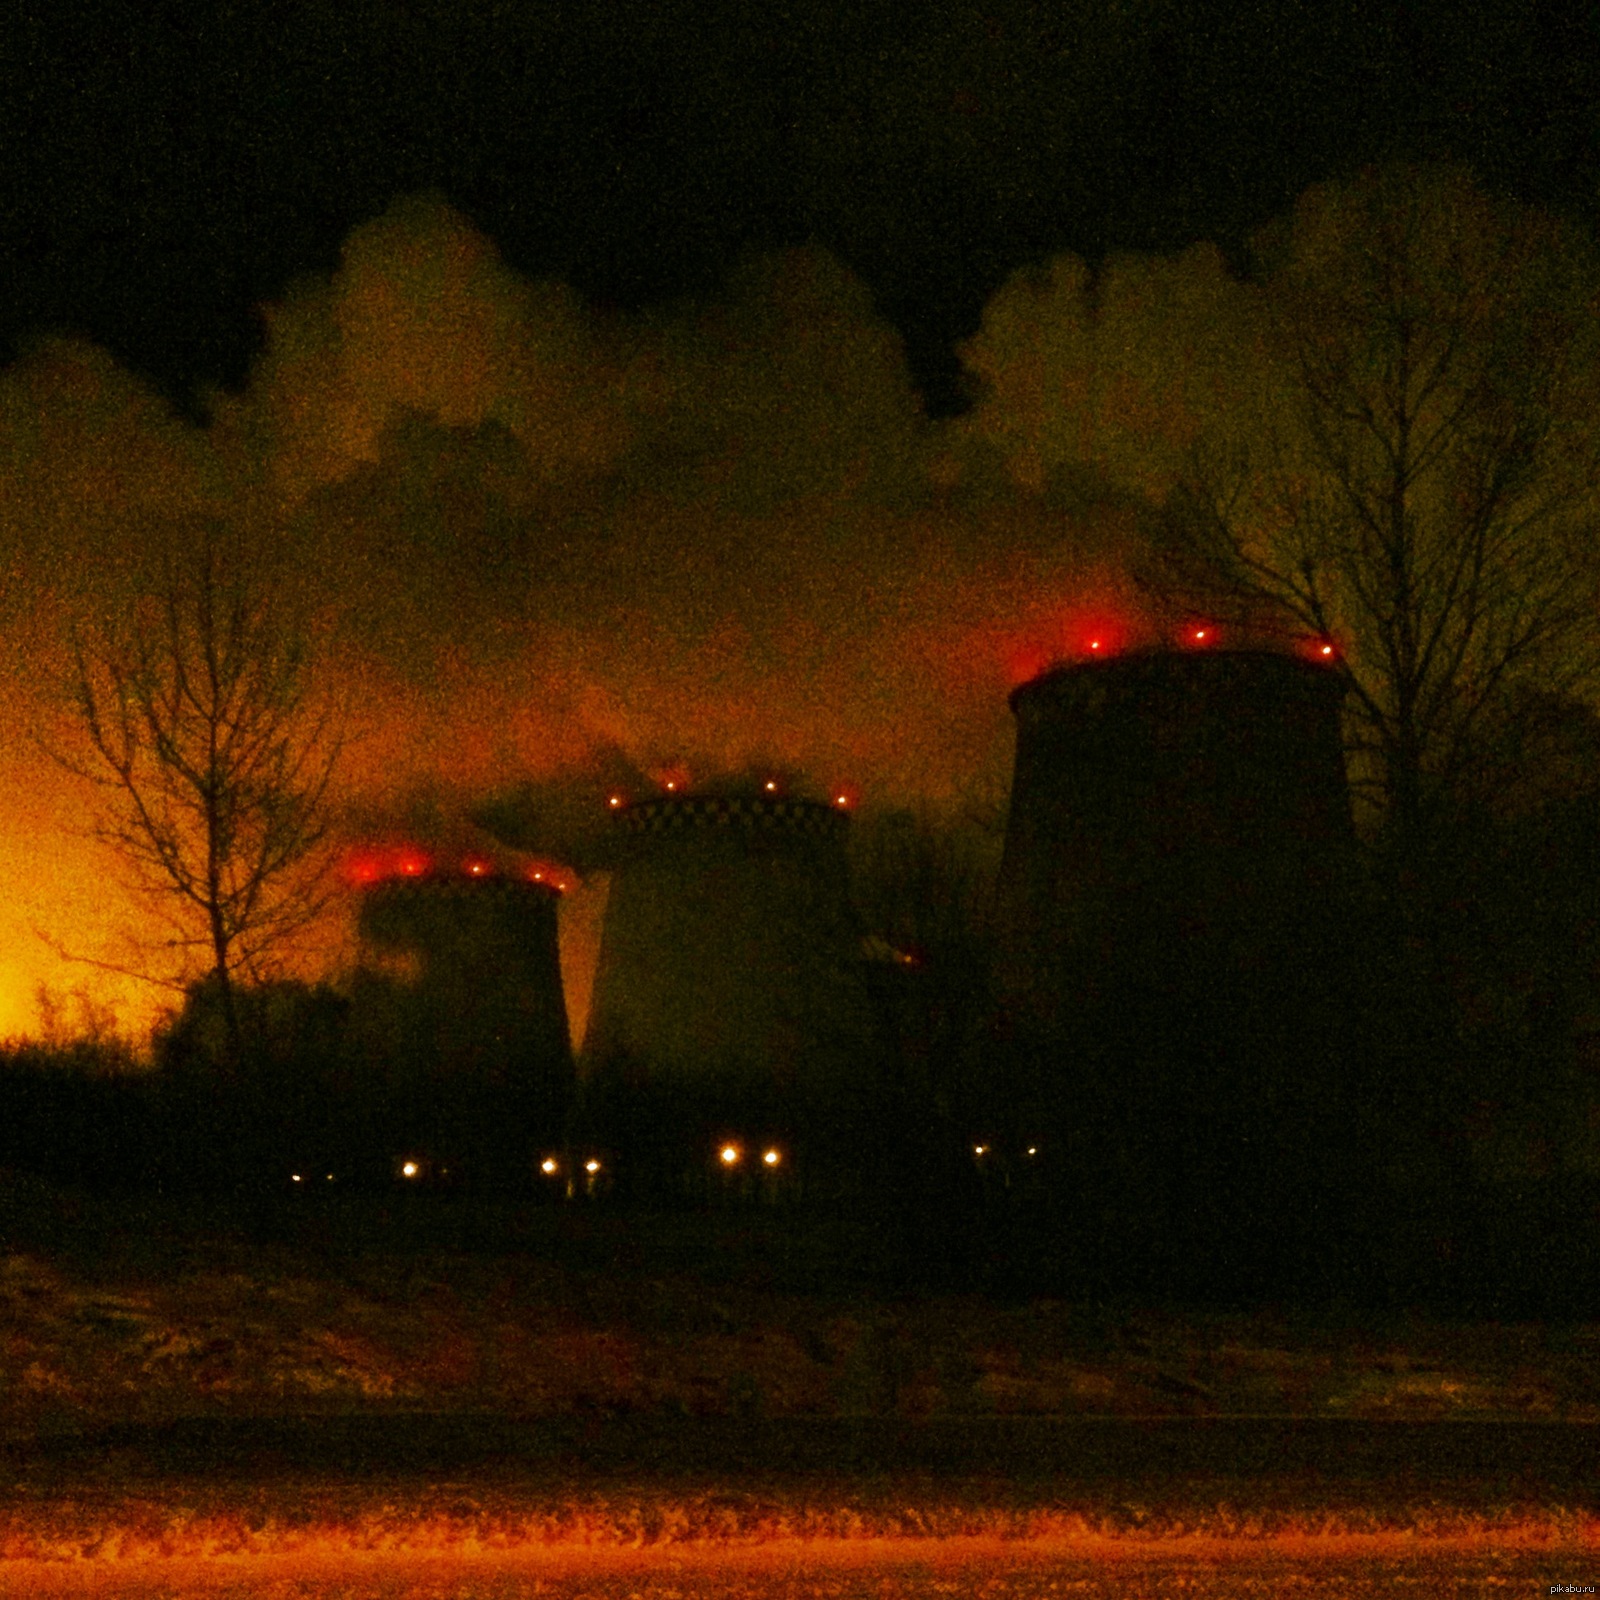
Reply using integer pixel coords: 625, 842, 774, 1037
352, 869, 575, 1185
577, 793, 883, 1197
991, 648, 1364, 1285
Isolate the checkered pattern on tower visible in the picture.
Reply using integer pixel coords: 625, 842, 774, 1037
363, 874, 561, 901
617, 796, 848, 836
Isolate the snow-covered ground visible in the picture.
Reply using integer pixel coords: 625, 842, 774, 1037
3, 1242, 1597, 1433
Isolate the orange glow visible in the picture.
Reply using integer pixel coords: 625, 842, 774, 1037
764, 779, 778, 792
584, 1158, 600, 1174
720, 1143, 741, 1165
540, 1158, 558, 1174
1005, 642, 1056, 685
762, 1148, 780, 1166
2, 1507, 1589, 1592
463, 857, 491, 877
608, 794, 623, 809
396, 849, 430, 877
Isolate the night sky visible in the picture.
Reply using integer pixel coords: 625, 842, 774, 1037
0, 0, 1596, 1038
6, 0, 1597, 415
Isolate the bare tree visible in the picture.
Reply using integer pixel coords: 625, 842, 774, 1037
1153, 165, 1600, 881
59, 521, 342, 1065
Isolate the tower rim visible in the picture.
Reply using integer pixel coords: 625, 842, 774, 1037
611, 793, 851, 833
1008, 647, 1345, 714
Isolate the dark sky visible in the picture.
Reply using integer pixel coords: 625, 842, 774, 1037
3, 0, 1597, 417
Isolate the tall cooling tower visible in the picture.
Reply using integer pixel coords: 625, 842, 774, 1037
577, 794, 883, 1195
353, 871, 575, 1184
991, 648, 1365, 1284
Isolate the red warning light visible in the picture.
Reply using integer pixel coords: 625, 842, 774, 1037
1298, 635, 1341, 665
1088, 638, 1102, 652
395, 850, 430, 878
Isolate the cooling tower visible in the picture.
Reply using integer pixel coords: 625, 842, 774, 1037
577, 794, 884, 1195
991, 648, 1366, 1285
351, 871, 575, 1185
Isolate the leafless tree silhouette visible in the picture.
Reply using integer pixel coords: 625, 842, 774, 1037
1154, 165, 1600, 879
59, 521, 343, 1064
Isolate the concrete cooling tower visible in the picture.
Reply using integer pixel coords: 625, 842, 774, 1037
351, 869, 575, 1186
577, 794, 884, 1197
991, 648, 1366, 1284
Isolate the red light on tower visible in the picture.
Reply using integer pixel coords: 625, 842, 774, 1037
346, 854, 382, 887
1296, 634, 1341, 665
1067, 609, 1134, 661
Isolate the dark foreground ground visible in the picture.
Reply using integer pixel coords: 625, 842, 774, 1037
9, 1410, 1600, 1489
1, 1176, 1597, 1592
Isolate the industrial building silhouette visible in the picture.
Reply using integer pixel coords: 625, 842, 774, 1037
574, 792, 885, 1199
991, 647, 1368, 1283
349, 868, 575, 1187
343, 645, 1370, 1267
